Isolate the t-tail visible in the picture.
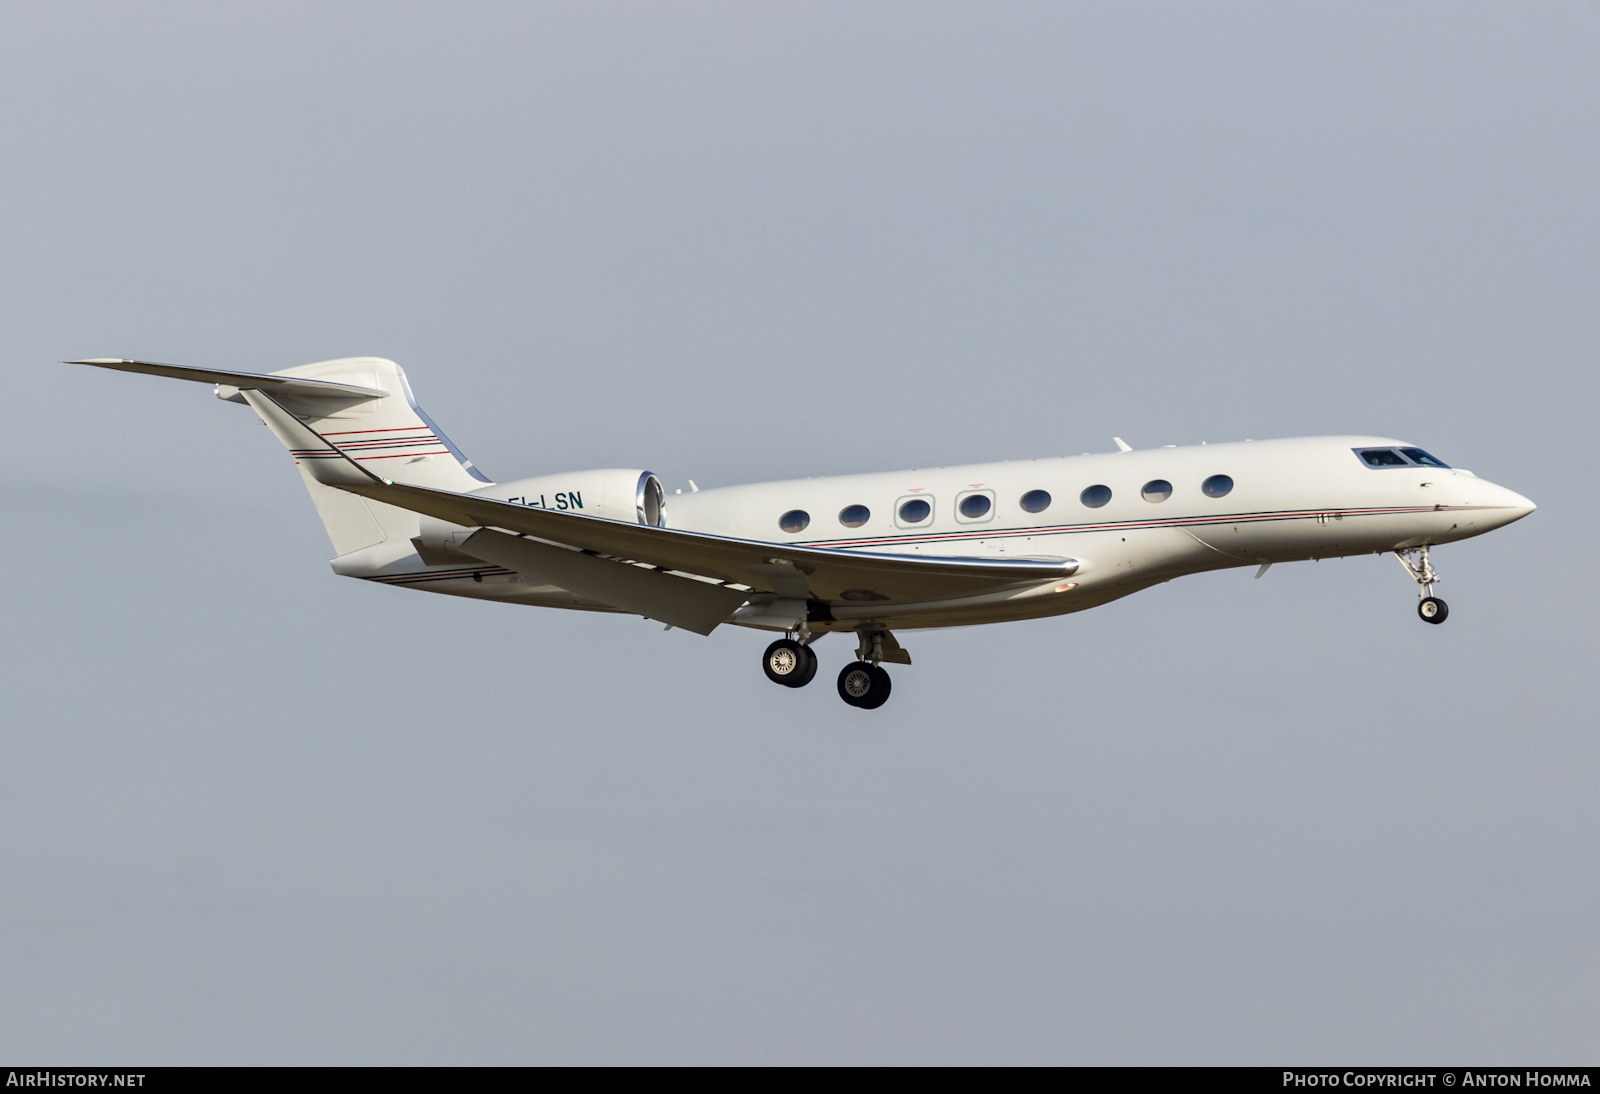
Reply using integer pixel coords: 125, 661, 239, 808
67, 356, 491, 558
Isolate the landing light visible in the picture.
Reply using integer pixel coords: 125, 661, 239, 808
1055, 582, 1078, 593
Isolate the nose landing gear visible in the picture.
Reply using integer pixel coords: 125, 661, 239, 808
1395, 546, 1449, 624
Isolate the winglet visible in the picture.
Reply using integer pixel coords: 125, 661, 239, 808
1113, 437, 1132, 452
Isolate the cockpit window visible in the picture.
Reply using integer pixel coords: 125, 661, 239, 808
1357, 448, 1411, 468
1399, 448, 1450, 468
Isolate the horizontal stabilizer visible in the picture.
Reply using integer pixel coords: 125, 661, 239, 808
66, 359, 389, 401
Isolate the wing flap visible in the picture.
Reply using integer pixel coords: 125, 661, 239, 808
459, 529, 748, 634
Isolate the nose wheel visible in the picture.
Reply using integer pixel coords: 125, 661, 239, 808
1396, 546, 1449, 624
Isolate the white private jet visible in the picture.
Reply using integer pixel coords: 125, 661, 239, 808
71, 356, 1536, 710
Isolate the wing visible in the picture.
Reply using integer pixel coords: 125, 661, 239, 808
351, 476, 1076, 604
241, 386, 1077, 626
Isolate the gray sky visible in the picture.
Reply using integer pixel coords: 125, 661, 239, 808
2, 0, 1596, 1064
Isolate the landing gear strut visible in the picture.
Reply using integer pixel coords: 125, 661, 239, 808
1394, 546, 1449, 625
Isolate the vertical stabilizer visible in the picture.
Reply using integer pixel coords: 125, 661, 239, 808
219, 357, 489, 491
222, 358, 491, 558
69, 355, 493, 560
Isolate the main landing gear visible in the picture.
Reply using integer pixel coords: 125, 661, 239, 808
837, 661, 892, 710
1395, 545, 1449, 625
758, 629, 899, 709
762, 636, 819, 688
836, 629, 895, 710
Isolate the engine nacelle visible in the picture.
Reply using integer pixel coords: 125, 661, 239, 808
412, 469, 665, 564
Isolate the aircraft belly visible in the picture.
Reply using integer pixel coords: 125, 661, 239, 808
1191, 517, 1321, 562
1192, 509, 1469, 560
821, 528, 1217, 631
825, 575, 1166, 631
1071, 526, 1230, 577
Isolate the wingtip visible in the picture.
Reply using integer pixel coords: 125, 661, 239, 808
64, 358, 130, 365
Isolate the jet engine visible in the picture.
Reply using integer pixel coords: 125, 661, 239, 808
412, 469, 666, 564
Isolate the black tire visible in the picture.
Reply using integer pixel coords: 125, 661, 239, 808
790, 644, 819, 688
857, 665, 892, 709
763, 639, 812, 686
837, 661, 892, 709
1418, 596, 1449, 624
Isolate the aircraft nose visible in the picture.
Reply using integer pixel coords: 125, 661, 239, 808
1474, 480, 1536, 528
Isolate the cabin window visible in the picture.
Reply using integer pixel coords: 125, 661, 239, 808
838, 504, 871, 528
1399, 448, 1450, 468
779, 509, 810, 533
1020, 489, 1051, 514
1357, 448, 1411, 468
1080, 484, 1112, 508
1141, 479, 1173, 503
1201, 474, 1234, 498
957, 492, 993, 520
897, 498, 932, 525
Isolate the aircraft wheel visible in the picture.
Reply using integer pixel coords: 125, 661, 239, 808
792, 645, 819, 688
763, 639, 816, 687
837, 661, 892, 709
1418, 597, 1449, 624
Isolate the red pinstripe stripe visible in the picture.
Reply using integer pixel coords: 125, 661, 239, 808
798, 505, 1497, 549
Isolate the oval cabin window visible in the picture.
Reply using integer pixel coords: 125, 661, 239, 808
898, 498, 932, 524
1080, 484, 1112, 508
958, 494, 992, 519
1020, 489, 1051, 513
778, 509, 810, 533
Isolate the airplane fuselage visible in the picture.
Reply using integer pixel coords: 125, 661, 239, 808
70, 357, 1538, 708
390, 434, 1533, 633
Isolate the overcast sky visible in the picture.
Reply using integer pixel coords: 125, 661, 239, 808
2, 0, 1596, 1064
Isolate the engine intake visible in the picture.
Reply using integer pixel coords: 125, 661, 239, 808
412, 468, 665, 564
